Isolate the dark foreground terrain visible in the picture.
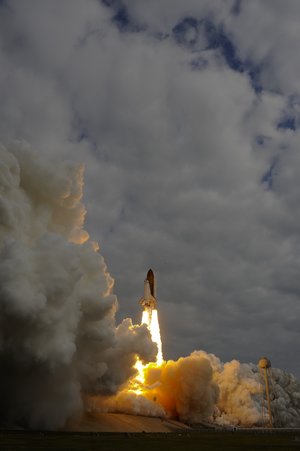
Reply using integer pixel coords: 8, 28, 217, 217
1, 430, 300, 451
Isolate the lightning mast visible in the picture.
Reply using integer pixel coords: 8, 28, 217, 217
258, 357, 273, 428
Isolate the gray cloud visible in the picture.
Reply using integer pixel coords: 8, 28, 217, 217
0, 0, 300, 380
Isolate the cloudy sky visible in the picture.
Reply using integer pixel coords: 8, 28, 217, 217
1, 0, 300, 377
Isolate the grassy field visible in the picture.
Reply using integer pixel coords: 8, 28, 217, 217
1, 430, 300, 451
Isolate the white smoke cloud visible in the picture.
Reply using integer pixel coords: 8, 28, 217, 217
94, 350, 300, 428
210, 355, 300, 428
0, 142, 157, 429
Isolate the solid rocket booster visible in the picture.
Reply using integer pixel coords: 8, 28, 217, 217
139, 268, 157, 310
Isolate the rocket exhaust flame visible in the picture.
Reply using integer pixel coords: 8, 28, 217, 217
141, 309, 163, 365
130, 270, 164, 394
138, 269, 163, 365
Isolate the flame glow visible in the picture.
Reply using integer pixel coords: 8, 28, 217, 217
130, 307, 164, 394
141, 309, 163, 365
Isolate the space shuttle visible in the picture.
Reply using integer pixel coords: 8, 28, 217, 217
139, 269, 157, 310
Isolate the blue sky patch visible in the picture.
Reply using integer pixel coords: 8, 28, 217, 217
112, 6, 130, 31
256, 135, 268, 146
102, 2, 262, 92
261, 156, 279, 189
276, 96, 300, 130
231, 0, 242, 16
172, 17, 201, 48
172, 17, 262, 92
102, 0, 143, 33
277, 116, 296, 131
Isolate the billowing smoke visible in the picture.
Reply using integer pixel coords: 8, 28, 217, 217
206, 352, 300, 428
1, 142, 299, 430
0, 142, 157, 429
95, 351, 300, 428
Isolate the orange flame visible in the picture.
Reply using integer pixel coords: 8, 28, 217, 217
129, 307, 164, 394
141, 309, 163, 365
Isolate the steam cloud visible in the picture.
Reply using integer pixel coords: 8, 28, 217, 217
98, 351, 300, 428
0, 143, 299, 430
0, 142, 156, 429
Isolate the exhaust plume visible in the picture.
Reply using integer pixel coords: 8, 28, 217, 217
97, 350, 300, 428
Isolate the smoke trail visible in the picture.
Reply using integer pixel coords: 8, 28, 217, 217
0, 142, 157, 429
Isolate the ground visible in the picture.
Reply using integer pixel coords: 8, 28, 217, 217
1, 430, 300, 450
1, 414, 300, 450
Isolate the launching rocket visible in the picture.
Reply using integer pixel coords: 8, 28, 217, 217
139, 269, 157, 310
138, 269, 163, 364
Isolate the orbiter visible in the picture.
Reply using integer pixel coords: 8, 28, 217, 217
139, 269, 157, 310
